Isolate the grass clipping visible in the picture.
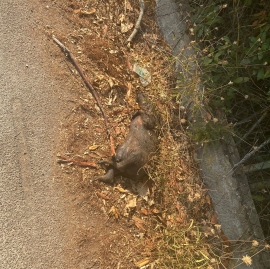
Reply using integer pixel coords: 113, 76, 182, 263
139, 114, 225, 268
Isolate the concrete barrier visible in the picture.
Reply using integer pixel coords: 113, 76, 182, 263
155, 0, 269, 267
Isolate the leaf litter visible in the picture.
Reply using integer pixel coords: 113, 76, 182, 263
45, 0, 229, 268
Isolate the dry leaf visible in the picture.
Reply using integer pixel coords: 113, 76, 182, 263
124, 195, 137, 216
135, 258, 150, 268
179, 211, 187, 223
126, 1, 133, 11
211, 213, 218, 224
108, 206, 120, 219
132, 216, 145, 231
141, 207, 150, 215
126, 57, 133, 71
176, 217, 184, 223
214, 224, 221, 232
252, 20, 259, 26
88, 145, 100, 151
103, 25, 108, 37
121, 22, 133, 33
202, 225, 215, 237
148, 199, 155, 206
135, 222, 145, 230
253, 10, 266, 17
175, 202, 181, 213
132, 216, 144, 223
152, 208, 160, 214
114, 185, 129, 193
118, 13, 125, 23
115, 127, 122, 136
120, 127, 126, 136
97, 192, 110, 200
205, 194, 211, 204
126, 196, 137, 208
167, 215, 175, 226
204, 112, 212, 121
94, 127, 103, 133
178, 184, 184, 192
108, 77, 114, 88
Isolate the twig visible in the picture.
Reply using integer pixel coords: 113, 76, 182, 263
57, 155, 97, 168
52, 35, 115, 156
234, 107, 268, 126
236, 111, 267, 146
127, 0, 145, 43
233, 138, 270, 169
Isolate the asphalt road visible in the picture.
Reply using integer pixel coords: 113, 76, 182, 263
0, 1, 72, 268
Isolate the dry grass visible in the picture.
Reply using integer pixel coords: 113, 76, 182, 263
45, 0, 235, 267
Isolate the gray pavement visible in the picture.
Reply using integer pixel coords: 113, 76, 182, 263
0, 1, 71, 268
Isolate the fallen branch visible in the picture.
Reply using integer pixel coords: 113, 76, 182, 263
236, 110, 268, 146
57, 155, 98, 168
127, 0, 145, 43
233, 138, 270, 169
52, 35, 115, 156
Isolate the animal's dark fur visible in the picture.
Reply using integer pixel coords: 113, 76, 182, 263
97, 92, 158, 184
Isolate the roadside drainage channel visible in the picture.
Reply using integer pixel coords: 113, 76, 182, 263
155, 0, 269, 268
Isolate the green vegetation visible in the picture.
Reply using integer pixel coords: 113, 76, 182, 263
189, 0, 270, 116
189, 0, 270, 241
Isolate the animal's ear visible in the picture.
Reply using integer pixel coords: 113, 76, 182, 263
136, 91, 153, 112
136, 91, 144, 103
140, 113, 156, 130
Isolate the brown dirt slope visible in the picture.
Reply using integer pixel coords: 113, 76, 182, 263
29, 0, 219, 268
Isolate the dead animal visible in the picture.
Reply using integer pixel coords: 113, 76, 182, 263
97, 92, 158, 184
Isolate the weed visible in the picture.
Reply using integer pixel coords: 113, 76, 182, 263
188, 0, 270, 250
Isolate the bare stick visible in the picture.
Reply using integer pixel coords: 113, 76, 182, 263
236, 111, 268, 146
233, 138, 270, 169
127, 0, 145, 43
57, 155, 97, 168
234, 107, 268, 126
52, 35, 115, 156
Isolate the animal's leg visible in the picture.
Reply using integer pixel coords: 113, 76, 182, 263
96, 168, 115, 184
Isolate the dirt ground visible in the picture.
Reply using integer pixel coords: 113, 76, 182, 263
29, 0, 217, 268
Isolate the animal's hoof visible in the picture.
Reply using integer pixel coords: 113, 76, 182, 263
96, 168, 115, 184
